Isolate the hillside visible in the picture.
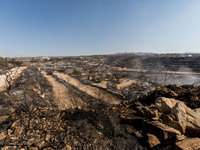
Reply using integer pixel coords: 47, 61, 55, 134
0, 54, 200, 149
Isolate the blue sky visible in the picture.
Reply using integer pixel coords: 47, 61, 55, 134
0, 0, 200, 57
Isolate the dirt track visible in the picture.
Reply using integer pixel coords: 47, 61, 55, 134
41, 71, 86, 110
116, 80, 136, 89
54, 71, 122, 105
114, 67, 200, 75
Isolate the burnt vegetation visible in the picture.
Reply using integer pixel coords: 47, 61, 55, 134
0, 53, 200, 149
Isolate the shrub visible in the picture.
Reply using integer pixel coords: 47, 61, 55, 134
73, 69, 82, 76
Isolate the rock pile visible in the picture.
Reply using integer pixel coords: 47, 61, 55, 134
138, 84, 200, 108
126, 85, 200, 149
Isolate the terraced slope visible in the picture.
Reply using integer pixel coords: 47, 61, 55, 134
41, 71, 87, 110
53, 71, 122, 105
0, 67, 142, 150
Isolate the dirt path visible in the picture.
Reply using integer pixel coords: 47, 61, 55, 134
114, 67, 200, 75
41, 71, 86, 110
116, 79, 136, 89
53, 72, 122, 105
92, 79, 136, 89
0, 67, 27, 92
92, 81, 108, 89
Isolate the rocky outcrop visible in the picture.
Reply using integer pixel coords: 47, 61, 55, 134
171, 102, 187, 133
155, 97, 177, 113
154, 97, 200, 134
130, 88, 200, 149
139, 84, 200, 109
185, 107, 200, 133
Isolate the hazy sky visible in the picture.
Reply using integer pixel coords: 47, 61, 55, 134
0, 0, 200, 57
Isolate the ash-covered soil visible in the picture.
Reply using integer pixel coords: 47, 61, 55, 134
0, 67, 143, 149
1, 65, 200, 149
0, 100, 142, 149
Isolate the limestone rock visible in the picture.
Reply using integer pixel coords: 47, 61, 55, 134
147, 133, 160, 148
14, 125, 24, 135
143, 121, 181, 142
170, 121, 185, 134
0, 132, 7, 141
155, 97, 177, 113
29, 147, 39, 150
1, 146, 17, 150
185, 107, 200, 133
61, 145, 72, 150
37, 140, 46, 149
27, 137, 36, 147
176, 134, 187, 142
133, 131, 143, 138
159, 114, 174, 125
175, 138, 200, 150
137, 105, 160, 119
171, 102, 187, 133
155, 97, 200, 134
45, 134, 52, 141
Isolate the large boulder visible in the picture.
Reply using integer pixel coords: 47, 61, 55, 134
155, 97, 177, 113
155, 97, 200, 134
185, 107, 200, 133
171, 102, 187, 133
